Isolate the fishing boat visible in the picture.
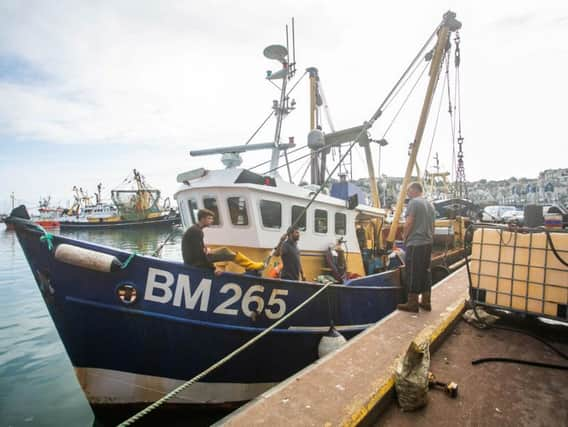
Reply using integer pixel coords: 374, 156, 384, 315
58, 171, 180, 230
9, 12, 464, 412
33, 197, 63, 228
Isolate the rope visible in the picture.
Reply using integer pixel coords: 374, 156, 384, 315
381, 62, 429, 139
248, 144, 305, 171
119, 252, 137, 269
381, 55, 426, 120
39, 233, 54, 251
118, 280, 335, 426
151, 229, 180, 258
243, 111, 275, 146
7, 215, 55, 251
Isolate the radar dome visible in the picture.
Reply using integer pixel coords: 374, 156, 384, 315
307, 129, 325, 150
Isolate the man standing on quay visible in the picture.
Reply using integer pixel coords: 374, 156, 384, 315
397, 182, 436, 313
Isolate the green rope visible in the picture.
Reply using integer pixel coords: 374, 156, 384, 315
117, 280, 335, 426
120, 252, 137, 269
36, 224, 54, 251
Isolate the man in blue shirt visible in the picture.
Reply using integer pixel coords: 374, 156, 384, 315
397, 182, 436, 313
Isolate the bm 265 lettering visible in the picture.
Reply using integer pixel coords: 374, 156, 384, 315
143, 267, 289, 319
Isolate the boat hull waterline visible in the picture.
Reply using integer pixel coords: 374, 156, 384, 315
14, 220, 400, 407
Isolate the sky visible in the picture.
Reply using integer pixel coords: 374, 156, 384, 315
1, 0, 567, 213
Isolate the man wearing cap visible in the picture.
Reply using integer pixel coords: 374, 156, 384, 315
275, 225, 305, 281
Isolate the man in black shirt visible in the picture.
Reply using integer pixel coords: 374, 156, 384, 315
274, 226, 305, 281
182, 209, 264, 273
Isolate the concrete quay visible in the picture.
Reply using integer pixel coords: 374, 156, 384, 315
216, 267, 469, 426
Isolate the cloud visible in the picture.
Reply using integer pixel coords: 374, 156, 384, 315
0, 0, 338, 148
1, 0, 568, 209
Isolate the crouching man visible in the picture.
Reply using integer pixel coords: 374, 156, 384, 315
182, 208, 264, 274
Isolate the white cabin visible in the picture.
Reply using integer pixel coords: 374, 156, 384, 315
174, 168, 387, 278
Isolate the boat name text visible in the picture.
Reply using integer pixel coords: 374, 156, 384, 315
144, 267, 289, 319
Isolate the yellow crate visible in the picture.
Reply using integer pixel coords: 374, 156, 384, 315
469, 227, 568, 320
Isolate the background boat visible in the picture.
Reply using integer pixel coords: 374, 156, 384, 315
58, 170, 180, 230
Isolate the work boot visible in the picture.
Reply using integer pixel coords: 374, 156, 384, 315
397, 293, 419, 313
234, 252, 264, 271
419, 291, 432, 311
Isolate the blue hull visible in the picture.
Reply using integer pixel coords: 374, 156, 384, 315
14, 220, 401, 405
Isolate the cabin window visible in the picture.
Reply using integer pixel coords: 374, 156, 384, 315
178, 200, 188, 227
314, 209, 328, 233
335, 212, 346, 235
187, 198, 198, 225
260, 200, 281, 229
203, 197, 220, 225
227, 197, 249, 226
291, 205, 307, 231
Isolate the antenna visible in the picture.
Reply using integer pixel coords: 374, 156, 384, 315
286, 24, 289, 63
292, 17, 296, 69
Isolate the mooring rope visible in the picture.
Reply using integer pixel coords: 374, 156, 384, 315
118, 280, 335, 426
151, 228, 180, 258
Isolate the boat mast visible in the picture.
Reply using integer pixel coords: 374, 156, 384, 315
307, 67, 325, 185
269, 62, 289, 176
386, 11, 462, 245
266, 21, 296, 177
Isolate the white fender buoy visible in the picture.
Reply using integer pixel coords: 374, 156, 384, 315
55, 244, 122, 273
318, 326, 347, 358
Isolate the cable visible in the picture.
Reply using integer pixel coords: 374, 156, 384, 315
423, 60, 448, 173
545, 229, 568, 267
243, 111, 275, 146
381, 53, 426, 114
472, 358, 568, 370
381, 62, 429, 139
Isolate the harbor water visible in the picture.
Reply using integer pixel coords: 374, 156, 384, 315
0, 225, 230, 426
